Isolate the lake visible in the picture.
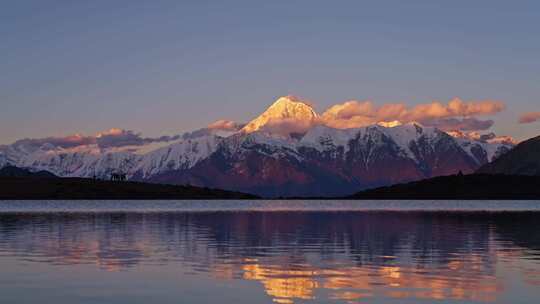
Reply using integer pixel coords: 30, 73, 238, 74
1, 200, 540, 303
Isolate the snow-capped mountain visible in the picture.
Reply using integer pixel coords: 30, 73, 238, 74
241, 95, 319, 135
145, 98, 513, 196
0, 135, 222, 180
1, 142, 141, 179
132, 135, 222, 179
0, 96, 514, 197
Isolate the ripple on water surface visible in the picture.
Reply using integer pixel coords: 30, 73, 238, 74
0, 200, 539, 303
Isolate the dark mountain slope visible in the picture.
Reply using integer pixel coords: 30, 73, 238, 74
477, 135, 540, 176
348, 174, 540, 200
0, 165, 57, 178
0, 177, 258, 200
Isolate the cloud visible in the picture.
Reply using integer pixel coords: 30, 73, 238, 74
447, 130, 517, 145
5, 97, 509, 152
446, 98, 505, 116
207, 119, 244, 131
152, 134, 182, 142
12, 134, 97, 150
321, 101, 376, 129
183, 120, 245, 139
422, 118, 494, 131
260, 118, 317, 136
406, 98, 504, 121
518, 112, 540, 124
96, 128, 184, 148
321, 98, 504, 131
95, 129, 147, 148
12, 128, 183, 151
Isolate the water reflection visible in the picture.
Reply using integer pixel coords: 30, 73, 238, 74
1, 211, 539, 303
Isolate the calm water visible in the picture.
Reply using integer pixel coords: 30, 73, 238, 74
1, 200, 540, 304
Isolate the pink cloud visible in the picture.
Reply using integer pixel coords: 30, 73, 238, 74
260, 118, 317, 136
321, 98, 505, 131
12, 134, 96, 150
13, 128, 184, 151
207, 120, 244, 131
447, 130, 517, 145
519, 112, 540, 124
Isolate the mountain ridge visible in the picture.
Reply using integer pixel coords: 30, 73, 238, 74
347, 173, 540, 200
0, 96, 514, 197
0, 176, 258, 200
0, 165, 57, 178
476, 135, 540, 176
143, 123, 511, 197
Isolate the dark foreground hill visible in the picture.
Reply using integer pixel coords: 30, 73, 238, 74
477, 135, 540, 176
348, 174, 540, 200
0, 177, 258, 200
0, 165, 57, 178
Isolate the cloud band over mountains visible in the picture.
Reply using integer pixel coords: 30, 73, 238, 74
7, 96, 514, 150
11, 118, 249, 151
234, 97, 505, 136
182, 120, 245, 139
321, 98, 504, 131
94, 128, 182, 149
12, 128, 183, 151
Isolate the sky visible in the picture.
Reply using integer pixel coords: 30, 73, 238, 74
1, 0, 539, 145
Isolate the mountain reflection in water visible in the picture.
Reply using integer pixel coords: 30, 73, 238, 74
1, 210, 540, 304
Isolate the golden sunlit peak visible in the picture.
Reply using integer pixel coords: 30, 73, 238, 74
271, 95, 313, 107
241, 95, 319, 134
377, 120, 403, 128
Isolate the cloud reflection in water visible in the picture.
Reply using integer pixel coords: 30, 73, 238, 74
0, 211, 539, 303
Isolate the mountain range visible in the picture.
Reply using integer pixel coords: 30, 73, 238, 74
350, 136, 540, 199
0, 96, 514, 197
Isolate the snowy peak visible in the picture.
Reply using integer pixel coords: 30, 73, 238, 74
377, 120, 402, 128
301, 123, 438, 155
134, 135, 221, 178
241, 96, 320, 134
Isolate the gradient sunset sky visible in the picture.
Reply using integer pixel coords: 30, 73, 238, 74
1, 0, 539, 145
